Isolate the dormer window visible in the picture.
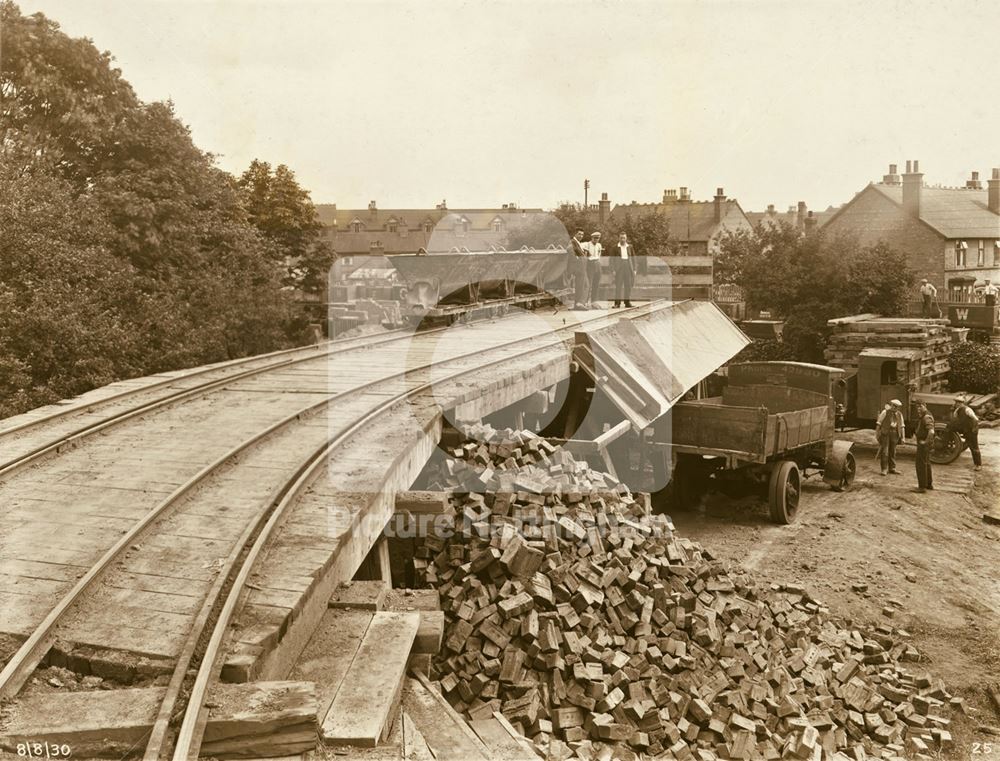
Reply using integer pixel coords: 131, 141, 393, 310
492, 217, 503, 233
423, 220, 433, 233
388, 218, 398, 233
351, 219, 363, 233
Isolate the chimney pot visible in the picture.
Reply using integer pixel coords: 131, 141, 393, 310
988, 168, 1000, 215
889, 163, 897, 174
713, 189, 726, 222
902, 161, 924, 217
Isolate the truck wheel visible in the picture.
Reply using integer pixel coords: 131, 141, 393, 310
768, 460, 801, 524
831, 451, 856, 492
929, 429, 963, 465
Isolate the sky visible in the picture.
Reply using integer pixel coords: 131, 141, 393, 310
11, 0, 1000, 212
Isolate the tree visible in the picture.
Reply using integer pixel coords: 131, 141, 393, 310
237, 160, 334, 293
1, 1, 139, 182
0, 3, 311, 417
601, 209, 677, 258
717, 222, 915, 363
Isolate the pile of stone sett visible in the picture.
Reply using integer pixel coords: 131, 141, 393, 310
412, 424, 957, 761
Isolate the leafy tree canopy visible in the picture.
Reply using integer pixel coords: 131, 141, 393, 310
0, 2, 314, 417
237, 160, 334, 293
716, 222, 914, 362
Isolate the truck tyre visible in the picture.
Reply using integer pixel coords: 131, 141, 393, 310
929, 429, 963, 465
768, 460, 801, 524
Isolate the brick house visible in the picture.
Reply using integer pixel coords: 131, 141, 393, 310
822, 161, 1000, 300
607, 187, 753, 298
315, 201, 544, 259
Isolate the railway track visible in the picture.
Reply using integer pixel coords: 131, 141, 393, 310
0, 326, 427, 479
0, 301, 661, 759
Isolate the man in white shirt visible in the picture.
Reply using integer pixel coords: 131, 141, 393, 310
875, 399, 905, 476
978, 278, 999, 307
918, 279, 937, 317
584, 232, 603, 308
606, 232, 637, 308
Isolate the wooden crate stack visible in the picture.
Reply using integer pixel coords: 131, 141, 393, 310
413, 424, 956, 761
824, 315, 955, 391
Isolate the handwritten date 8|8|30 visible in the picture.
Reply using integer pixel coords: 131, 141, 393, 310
16, 742, 71, 758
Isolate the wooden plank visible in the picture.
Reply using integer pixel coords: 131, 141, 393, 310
0, 687, 164, 758
395, 491, 449, 515
322, 612, 420, 747
403, 675, 491, 761
670, 403, 768, 459
201, 681, 317, 758
470, 716, 541, 760
289, 608, 373, 719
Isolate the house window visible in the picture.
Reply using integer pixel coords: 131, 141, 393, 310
388, 220, 398, 233
492, 219, 503, 233
978, 239, 985, 267
995, 240, 1000, 266
351, 220, 362, 233
423, 221, 433, 233
956, 241, 968, 267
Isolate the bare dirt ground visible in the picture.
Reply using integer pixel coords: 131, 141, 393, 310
672, 427, 1000, 759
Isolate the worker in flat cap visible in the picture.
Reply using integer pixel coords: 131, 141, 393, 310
875, 399, 905, 476
583, 232, 603, 308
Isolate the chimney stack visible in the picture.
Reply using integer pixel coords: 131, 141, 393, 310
714, 187, 726, 223
598, 192, 611, 225
989, 168, 1000, 215
368, 200, 377, 219
805, 210, 817, 232
882, 163, 901, 185
796, 201, 807, 230
678, 187, 690, 202
902, 160, 923, 218
766, 203, 775, 215
967, 171, 983, 190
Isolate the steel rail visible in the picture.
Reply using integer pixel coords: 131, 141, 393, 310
0, 323, 426, 442
0, 300, 658, 756
168, 301, 660, 760
0, 326, 442, 480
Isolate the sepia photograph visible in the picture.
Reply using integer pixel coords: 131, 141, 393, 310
0, 1, 998, 759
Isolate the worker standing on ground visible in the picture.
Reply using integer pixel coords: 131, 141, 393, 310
919, 279, 938, 317
607, 232, 637, 308
949, 399, 982, 471
584, 232, 603, 308
567, 230, 589, 310
875, 399, 905, 476
912, 402, 935, 493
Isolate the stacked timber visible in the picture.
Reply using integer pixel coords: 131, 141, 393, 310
824, 315, 955, 391
415, 425, 955, 761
